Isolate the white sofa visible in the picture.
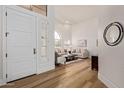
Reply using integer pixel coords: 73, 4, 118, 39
57, 56, 66, 64
72, 48, 89, 59
77, 49, 89, 58
55, 47, 89, 65
55, 51, 66, 65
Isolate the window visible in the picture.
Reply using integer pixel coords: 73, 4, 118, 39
55, 31, 61, 47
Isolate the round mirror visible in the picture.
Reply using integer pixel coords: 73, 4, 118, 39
103, 22, 124, 46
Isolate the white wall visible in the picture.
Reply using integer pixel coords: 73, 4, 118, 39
47, 6, 55, 68
72, 18, 98, 56
55, 22, 72, 48
55, 22, 64, 47
98, 6, 124, 88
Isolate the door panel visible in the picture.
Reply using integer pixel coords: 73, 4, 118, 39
6, 8, 36, 82
37, 16, 49, 73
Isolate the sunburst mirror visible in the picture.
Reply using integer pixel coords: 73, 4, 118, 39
103, 22, 124, 46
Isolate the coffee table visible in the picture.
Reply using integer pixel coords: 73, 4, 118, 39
64, 54, 78, 64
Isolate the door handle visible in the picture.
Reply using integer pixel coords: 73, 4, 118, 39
5, 32, 10, 37
33, 48, 36, 54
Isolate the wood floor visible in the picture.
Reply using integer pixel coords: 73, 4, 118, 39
0, 59, 107, 88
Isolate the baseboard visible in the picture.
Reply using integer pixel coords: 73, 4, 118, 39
0, 65, 55, 86
98, 73, 119, 88
37, 65, 55, 74
0, 79, 6, 86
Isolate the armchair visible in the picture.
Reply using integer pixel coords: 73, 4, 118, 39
55, 51, 66, 65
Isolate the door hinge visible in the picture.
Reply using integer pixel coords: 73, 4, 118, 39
33, 48, 36, 54
5, 12, 7, 16
6, 74, 8, 78
5, 32, 7, 37
6, 53, 8, 58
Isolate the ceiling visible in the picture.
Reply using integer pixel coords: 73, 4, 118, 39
54, 5, 107, 24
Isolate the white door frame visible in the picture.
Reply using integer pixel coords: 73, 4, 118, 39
2, 5, 38, 84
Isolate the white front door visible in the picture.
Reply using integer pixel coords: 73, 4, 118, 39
6, 8, 36, 82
